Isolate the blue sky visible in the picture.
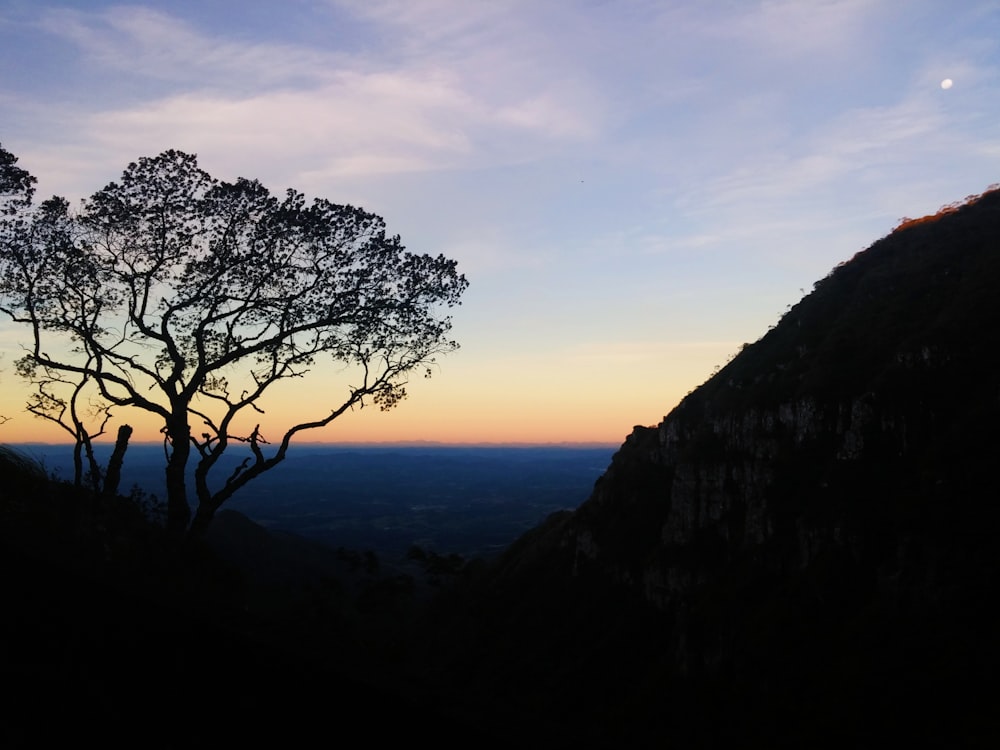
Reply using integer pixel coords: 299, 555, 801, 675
2, 0, 999, 444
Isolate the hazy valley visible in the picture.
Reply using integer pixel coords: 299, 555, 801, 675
17, 443, 615, 561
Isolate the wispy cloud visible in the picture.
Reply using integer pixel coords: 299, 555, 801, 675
37, 6, 339, 90
20, 3, 607, 200
716, 0, 881, 59
86, 73, 477, 168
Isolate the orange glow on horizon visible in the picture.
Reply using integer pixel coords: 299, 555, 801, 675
2, 333, 729, 449
1, 373, 669, 448
0, 401, 635, 447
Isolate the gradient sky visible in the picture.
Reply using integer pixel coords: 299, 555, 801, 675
1, 0, 999, 446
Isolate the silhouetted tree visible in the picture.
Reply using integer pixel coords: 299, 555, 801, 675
0, 143, 35, 206
0, 145, 468, 538
16, 357, 112, 493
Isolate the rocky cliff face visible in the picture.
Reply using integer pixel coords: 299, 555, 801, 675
431, 188, 1000, 745
562, 187, 1000, 617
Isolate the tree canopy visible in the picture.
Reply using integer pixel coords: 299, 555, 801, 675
0, 144, 468, 536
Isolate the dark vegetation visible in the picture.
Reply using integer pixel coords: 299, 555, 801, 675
0, 445, 521, 746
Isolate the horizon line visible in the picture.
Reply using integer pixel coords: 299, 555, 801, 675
5, 439, 622, 449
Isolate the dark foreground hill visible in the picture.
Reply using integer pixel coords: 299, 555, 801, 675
0, 450, 524, 747
413, 189, 1000, 746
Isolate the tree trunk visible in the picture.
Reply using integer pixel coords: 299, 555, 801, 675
164, 418, 192, 538
188, 503, 218, 539
82, 434, 102, 496
71, 441, 84, 490
102, 424, 132, 501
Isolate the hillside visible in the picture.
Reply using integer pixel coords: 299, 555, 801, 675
416, 188, 1000, 746
0, 448, 513, 746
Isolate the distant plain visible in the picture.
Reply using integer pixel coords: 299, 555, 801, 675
17, 443, 617, 560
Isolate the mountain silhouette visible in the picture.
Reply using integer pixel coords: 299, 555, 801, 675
419, 187, 1000, 746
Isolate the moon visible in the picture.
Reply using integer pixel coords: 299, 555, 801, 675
941, 78, 954, 89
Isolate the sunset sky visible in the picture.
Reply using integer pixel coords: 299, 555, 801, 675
2, 0, 999, 446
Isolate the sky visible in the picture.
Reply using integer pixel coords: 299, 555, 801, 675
1, 0, 999, 446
